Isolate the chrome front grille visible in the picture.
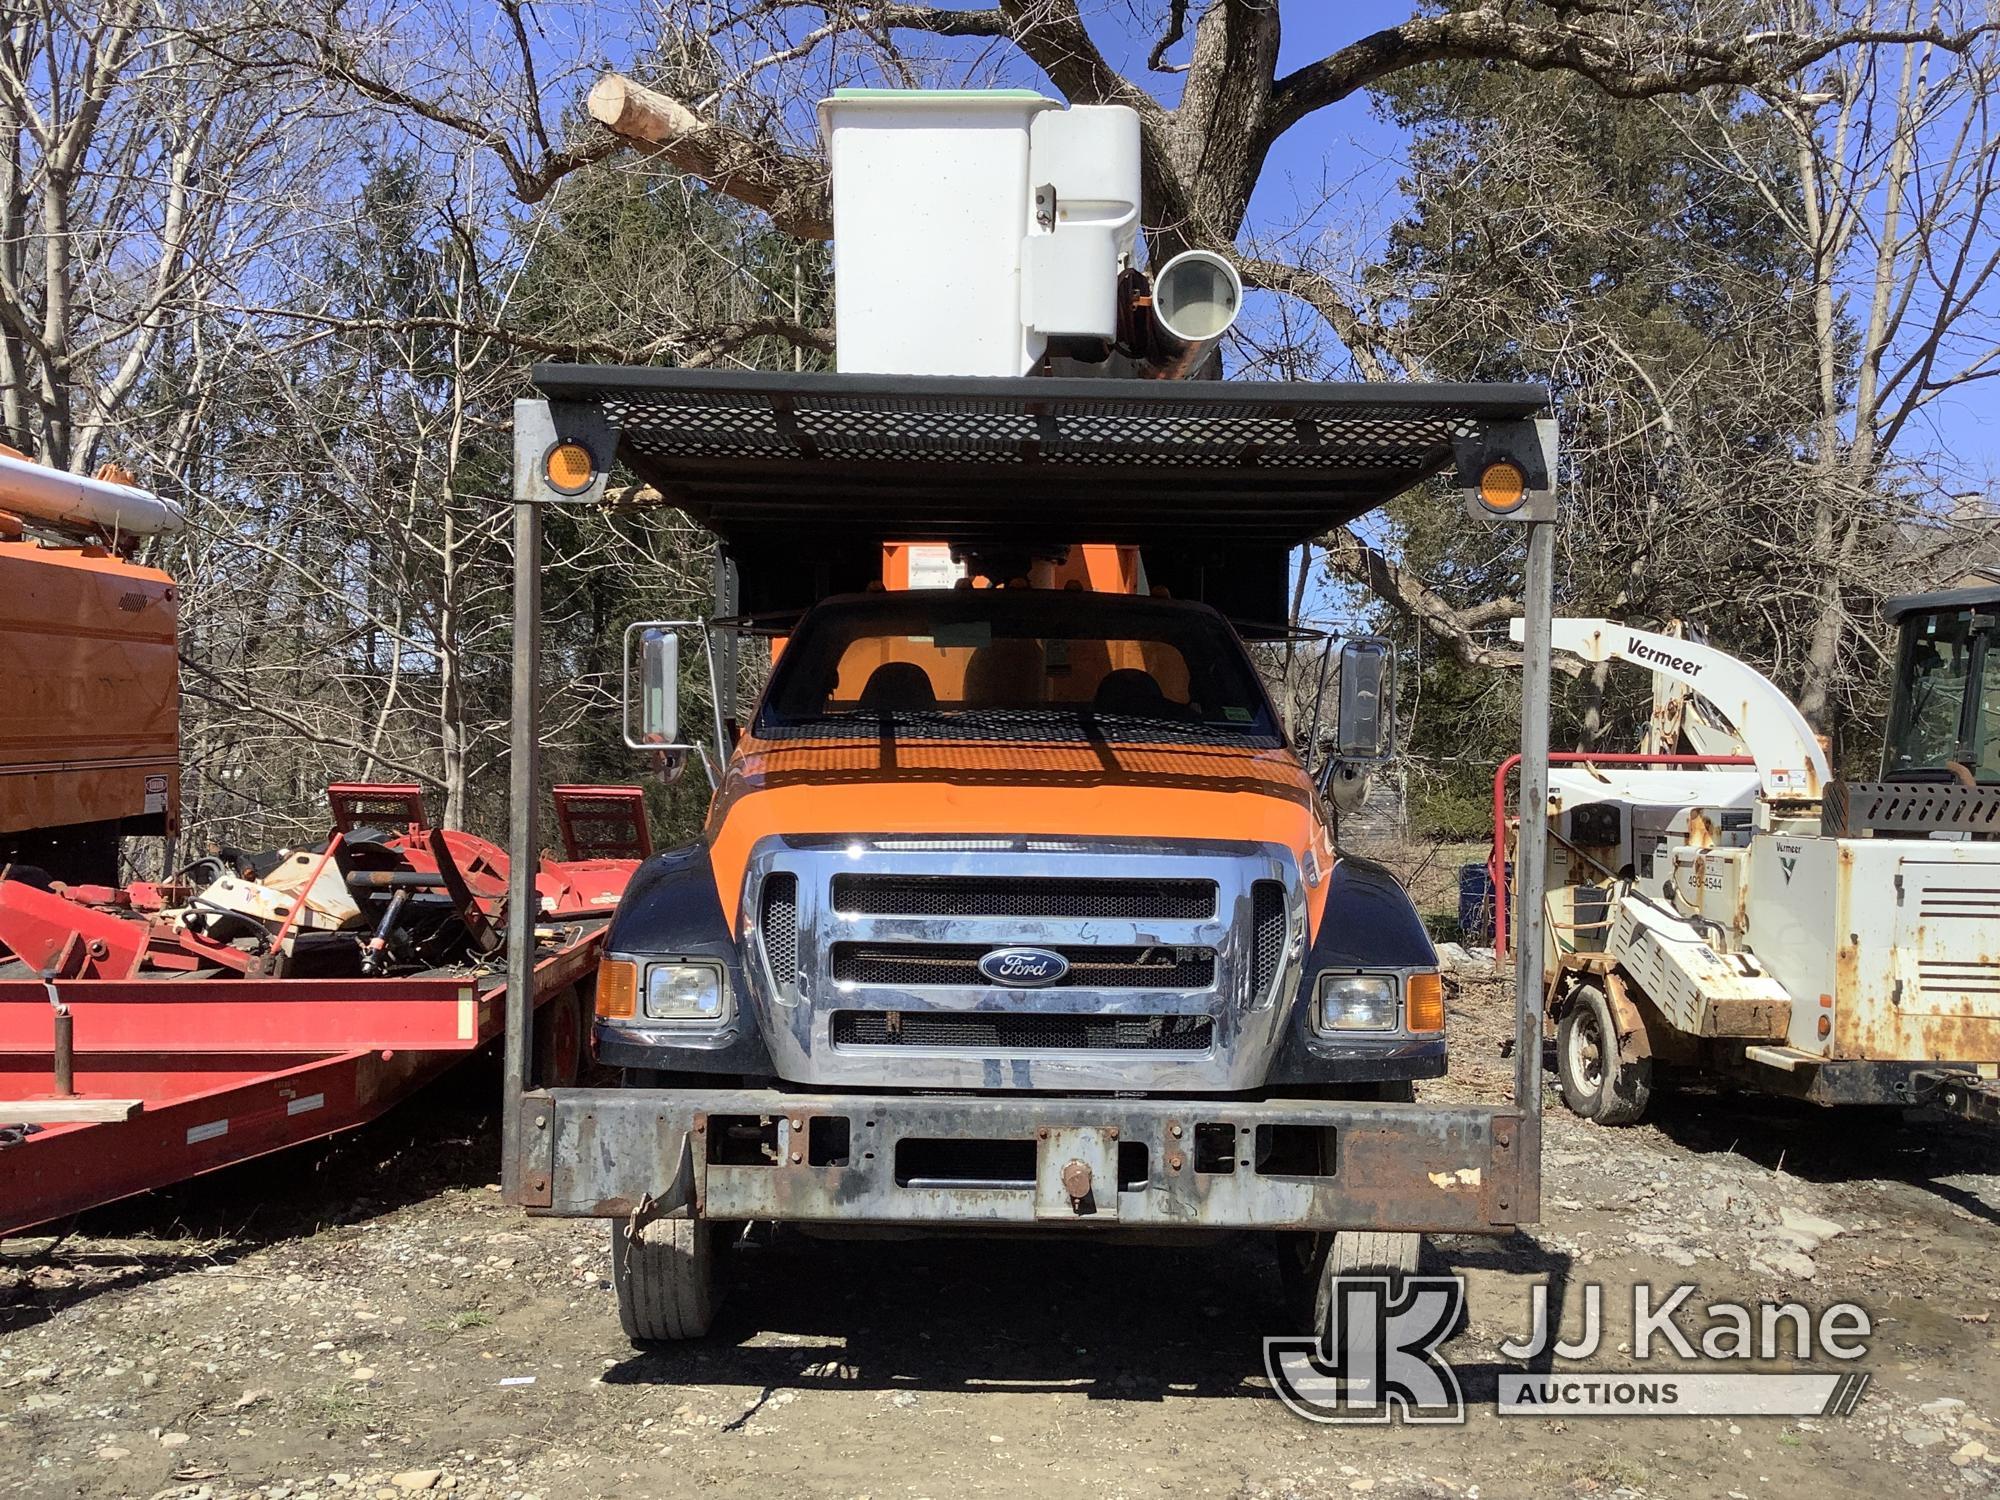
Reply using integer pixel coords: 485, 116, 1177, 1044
743, 835, 1303, 1090
832, 1011, 1214, 1051
830, 874, 1216, 919
830, 942, 1216, 989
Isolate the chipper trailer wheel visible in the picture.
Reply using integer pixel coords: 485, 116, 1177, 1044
531, 985, 586, 1089
1557, 982, 1653, 1126
1278, 1229, 1423, 1342
612, 1216, 729, 1342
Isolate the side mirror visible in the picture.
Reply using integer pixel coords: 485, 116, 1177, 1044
1333, 637, 1396, 764
624, 622, 691, 750
640, 630, 678, 744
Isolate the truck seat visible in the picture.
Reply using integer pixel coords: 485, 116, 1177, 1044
858, 661, 938, 710
964, 640, 1046, 706
1093, 667, 1172, 717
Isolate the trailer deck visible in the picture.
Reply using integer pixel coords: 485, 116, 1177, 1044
0, 784, 642, 1237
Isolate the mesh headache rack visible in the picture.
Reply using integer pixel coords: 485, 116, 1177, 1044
527, 367, 1550, 621
531, 367, 1547, 545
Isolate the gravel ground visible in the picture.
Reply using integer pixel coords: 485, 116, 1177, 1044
4, 970, 1999, 1500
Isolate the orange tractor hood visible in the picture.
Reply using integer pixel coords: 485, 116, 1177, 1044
704, 736, 1334, 932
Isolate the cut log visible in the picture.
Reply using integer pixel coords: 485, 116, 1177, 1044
585, 73, 833, 241
0, 1097, 143, 1124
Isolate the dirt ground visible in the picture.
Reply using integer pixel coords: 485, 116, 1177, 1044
5, 968, 1999, 1500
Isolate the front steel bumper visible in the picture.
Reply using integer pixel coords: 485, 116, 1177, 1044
512, 1087, 1530, 1233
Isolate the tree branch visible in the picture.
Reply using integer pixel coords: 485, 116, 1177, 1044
1147, 0, 1192, 74
179, 659, 448, 791
1324, 526, 1581, 678
992, 0, 1164, 119
587, 72, 832, 239
1231, 253, 1400, 382
251, 304, 833, 367
1267, 9, 2000, 147
301, 28, 616, 204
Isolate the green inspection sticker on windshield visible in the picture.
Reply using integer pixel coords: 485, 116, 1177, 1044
1223, 706, 1252, 721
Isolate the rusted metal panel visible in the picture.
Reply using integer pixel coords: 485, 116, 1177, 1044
1602, 900, 1793, 1040
1729, 1054, 1992, 1112
1599, 970, 1655, 1059
522, 1086, 1528, 1234
539, 1090, 693, 1219
516, 1089, 556, 1208
1828, 841, 2000, 1063
1702, 999, 1790, 1039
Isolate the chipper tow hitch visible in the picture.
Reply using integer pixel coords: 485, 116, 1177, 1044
1916, 1069, 2000, 1127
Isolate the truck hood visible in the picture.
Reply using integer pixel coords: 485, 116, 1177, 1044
704, 735, 1332, 930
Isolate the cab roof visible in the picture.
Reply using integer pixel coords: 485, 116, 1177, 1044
1882, 583, 2000, 623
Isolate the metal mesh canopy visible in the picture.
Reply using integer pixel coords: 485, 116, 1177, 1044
531, 366, 1549, 549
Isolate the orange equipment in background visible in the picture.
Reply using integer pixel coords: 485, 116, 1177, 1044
0, 446, 179, 884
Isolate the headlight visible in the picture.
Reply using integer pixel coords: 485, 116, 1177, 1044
642, 962, 728, 1023
1316, 973, 1398, 1032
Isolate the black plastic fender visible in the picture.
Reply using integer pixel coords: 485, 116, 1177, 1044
1264, 853, 1446, 1086
594, 842, 775, 1077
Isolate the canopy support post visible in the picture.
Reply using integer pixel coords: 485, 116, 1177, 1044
1510, 513, 1555, 1223
501, 401, 549, 1199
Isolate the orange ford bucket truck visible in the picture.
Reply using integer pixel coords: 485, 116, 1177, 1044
495, 88, 1564, 1349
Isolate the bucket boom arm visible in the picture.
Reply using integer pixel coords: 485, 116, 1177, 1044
1512, 618, 1830, 801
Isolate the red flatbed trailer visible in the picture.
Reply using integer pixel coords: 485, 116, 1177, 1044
0, 785, 642, 1237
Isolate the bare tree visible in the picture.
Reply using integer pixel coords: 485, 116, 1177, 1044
1676, 3, 2000, 728
22, 2, 1993, 855
575, 2, 1996, 260
0, 0, 340, 470
294, 1, 1996, 683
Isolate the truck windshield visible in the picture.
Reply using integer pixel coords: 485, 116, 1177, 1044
755, 591, 1282, 745
1885, 608, 1998, 783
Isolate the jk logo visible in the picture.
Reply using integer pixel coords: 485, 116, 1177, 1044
1264, 1276, 1466, 1424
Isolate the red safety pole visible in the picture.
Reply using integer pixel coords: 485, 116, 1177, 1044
1489, 753, 1755, 958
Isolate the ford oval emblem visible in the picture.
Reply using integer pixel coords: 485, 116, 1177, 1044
978, 946, 1070, 987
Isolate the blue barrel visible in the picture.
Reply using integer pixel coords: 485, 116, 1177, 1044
1458, 861, 1510, 945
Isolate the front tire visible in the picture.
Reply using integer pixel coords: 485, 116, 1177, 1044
1557, 983, 1652, 1125
1278, 1229, 1423, 1341
612, 1217, 727, 1342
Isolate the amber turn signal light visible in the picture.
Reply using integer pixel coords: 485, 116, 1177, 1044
1475, 460, 1527, 514
1406, 971, 1446, 1032
596, 958, 638, 1019
543, 440, 595, 495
